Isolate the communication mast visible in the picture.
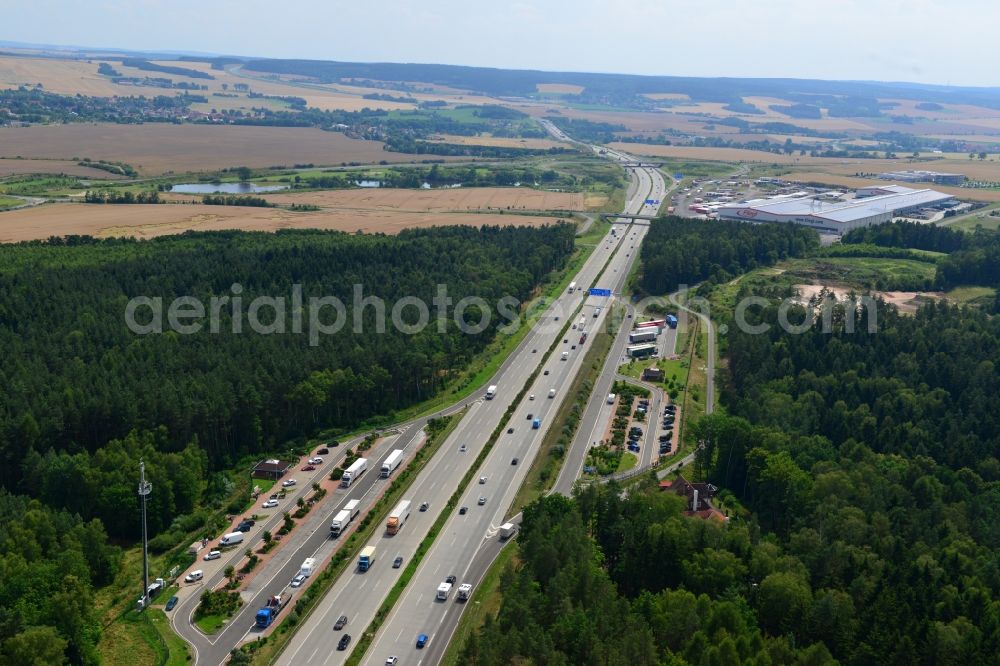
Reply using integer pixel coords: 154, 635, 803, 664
138, 459, 152, 609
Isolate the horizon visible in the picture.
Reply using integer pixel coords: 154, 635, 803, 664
4, 0, 999, 88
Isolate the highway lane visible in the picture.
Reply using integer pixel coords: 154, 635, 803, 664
358, 166, 661, 666
277, 199, 634, 666
174, 428, 439, 665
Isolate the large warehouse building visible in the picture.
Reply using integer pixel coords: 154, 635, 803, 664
717, 186, 955, 233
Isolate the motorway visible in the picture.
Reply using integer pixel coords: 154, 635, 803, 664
359, 152, 668, 665
276, 158, 656, 666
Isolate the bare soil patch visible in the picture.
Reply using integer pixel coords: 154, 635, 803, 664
0, 202, 560, 242
0, 124, 441, 175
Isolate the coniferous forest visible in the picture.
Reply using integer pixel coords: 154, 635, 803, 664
460, 219, 1000, 665
0, 224, 573, 663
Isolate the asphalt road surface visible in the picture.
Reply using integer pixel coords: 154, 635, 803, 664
276, 178, 643, 666
358, 158, 666, 666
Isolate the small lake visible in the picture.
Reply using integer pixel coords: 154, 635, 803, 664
170, 183, 289, 194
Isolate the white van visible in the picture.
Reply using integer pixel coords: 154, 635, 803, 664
219, 532, 244, 547
184, 569, 203, 583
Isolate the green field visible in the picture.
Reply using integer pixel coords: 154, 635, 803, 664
0, 195, 22, 210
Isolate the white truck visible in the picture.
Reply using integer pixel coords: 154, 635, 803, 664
436, 581, 453, 600
485, 384, 497, 400
300, 557, 316, 578
499, 522, 517, 540
568, 281, 577, 294
330, 499, 361, 537
340, 458, 367, 487
457, 583, 473, 601
386, 499, 411, 535
380, 449, 404, 478
219, 531, 244, 547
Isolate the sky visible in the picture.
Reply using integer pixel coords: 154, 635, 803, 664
4, 0, 999, 87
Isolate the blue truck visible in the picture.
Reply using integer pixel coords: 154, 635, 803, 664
255, 594, 290, 629
665, 314, 678, 329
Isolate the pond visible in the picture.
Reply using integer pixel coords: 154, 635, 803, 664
170, 183, 289, 194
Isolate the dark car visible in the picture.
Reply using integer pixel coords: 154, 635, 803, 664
446, 575, 457, 584
302, 464, 316, 471
317, 447, 330, 455
393, 556, 403, 569
165, 596, 178, 612
507, 427, 514, 434
417, 633, 428, 649
419, 502, 429, 512
459, 506, 468, 515
543, 370, 550, 376
330, 440, 340, 447
511, 457, 519, 465
334, 615, 348, 630
338, 634, 351, 650
571, 345, 577, 350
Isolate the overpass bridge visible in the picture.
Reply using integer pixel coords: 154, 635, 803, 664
620, 161, 664, 168
601, 213, 658, 223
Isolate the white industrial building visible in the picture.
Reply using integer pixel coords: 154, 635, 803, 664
717, 186, 955, 233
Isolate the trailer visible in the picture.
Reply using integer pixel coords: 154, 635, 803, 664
330, 499, 362, 537
380, 449, 404, 478
255, 594, 291, 629
340, 458, 367, 487
629, 329, 657, 344
627, 343, 658, 359
635, 319, 665, 329
386, 499, 412, 535
358, 546, 376, 572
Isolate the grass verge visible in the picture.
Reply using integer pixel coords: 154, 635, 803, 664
241, 412, 463, 665
511, 320, 615, 510
439, 545, 518, 666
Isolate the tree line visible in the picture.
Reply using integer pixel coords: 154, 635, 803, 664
638, 216, 818, 294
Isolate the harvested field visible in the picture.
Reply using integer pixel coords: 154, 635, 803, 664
0, 124, 444, 175
0, 158, 126, 179
430, 135, 564, 149
607, 143, 825, 164
779, 172, 1000, 202
0, 202, 561, 242
262, 187, 587, 211
793, 283, 943, 315
537, 83, 584, 95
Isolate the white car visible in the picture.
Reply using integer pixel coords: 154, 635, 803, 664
262, 499, 279, 509
459, 445, 467, 452
529, 394, 535, 400
282, 479, 297, 487
290, 574, 306, 588
203, 550, 221, 561
309, 457, 323, 465
479, 476, 487, 484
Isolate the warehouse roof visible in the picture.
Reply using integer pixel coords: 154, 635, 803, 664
720, 187, 953, 225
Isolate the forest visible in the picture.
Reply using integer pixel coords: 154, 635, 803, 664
459, 218, 1000, 664
638, 217, 818, 295
0, 224, 575, 663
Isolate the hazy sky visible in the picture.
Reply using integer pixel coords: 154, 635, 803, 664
5, 0, 999, 87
